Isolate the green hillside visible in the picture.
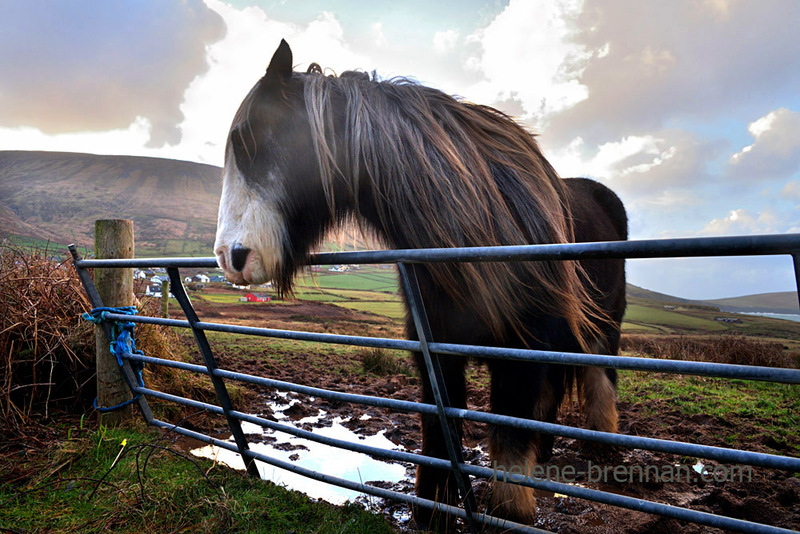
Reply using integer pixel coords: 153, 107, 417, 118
702, 291, 799, 314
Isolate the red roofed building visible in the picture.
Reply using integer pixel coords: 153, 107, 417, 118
242, 292, 271, 302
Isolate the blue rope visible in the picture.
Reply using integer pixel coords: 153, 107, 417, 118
82, 306, 145, 413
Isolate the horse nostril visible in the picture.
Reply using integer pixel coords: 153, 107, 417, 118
230, 243, 251, 272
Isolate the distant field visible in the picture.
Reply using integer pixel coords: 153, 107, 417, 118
623, 303, 726, 332
192, 267, 404, 320
2, 235, 89, 257
300, 269, 398, 292
293, 269, 403, 318
337, 300, 406, 320
192, 269, 800, 344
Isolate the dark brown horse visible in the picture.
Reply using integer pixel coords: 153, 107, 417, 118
214, 40, 627, 528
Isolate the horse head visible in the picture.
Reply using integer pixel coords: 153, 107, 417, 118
214, 40, 334, 291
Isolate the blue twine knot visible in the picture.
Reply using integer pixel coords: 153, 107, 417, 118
82, 306, 145, 413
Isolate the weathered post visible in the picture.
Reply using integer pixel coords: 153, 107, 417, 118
161, 279, 169, 318
94, 219, 135, 425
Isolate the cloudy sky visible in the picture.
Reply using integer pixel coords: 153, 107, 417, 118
2, 0, 799, 300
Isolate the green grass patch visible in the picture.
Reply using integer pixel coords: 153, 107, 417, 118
617, 371, 800, 452
0, 423, 394, 534
1, 235, 85, 257
300, 271, 398, 292
194, 292, 246, 304
200, 330, 354, 359
291, 289, 351, 302
359, 348, 413, 376
337, 301, 406, 320
621, 321, 665, 333
623, 304, 726, 332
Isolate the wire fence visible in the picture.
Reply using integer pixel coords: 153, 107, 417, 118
70, 233, 800, 534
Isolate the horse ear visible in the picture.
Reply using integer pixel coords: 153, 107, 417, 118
265, 39, 293, 83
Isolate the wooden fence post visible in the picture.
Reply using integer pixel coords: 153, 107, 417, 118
94, 219, 135, 425
161, 279, 169, 318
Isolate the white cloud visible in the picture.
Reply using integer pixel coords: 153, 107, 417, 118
547, 1, 800, 146
729, 108, 800, 180
177, 2, 371, 165
0, 118, 154, 157
463, 0, 599, 124
0, 0, 373, 166
544, 132, 689, 189
699, 208, 781, 236
371, 22, 387, 47
433, 30, 459, 54
0, 0, 224, 147
780, 180, 800, 202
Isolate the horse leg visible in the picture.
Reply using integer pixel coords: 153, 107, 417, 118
580, 366, 618, 433
413, 353, 467, 532
487, 360, 563, 524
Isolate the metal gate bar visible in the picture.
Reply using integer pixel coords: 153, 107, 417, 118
166, 268, 260, 478
70, 234, 800, 534
147, 418, 549, 534
98, 311, 800, 384
398, 262, 479, 527
139, 390, 799, 534
75, 233, 800, 268
122, 351, 800, 472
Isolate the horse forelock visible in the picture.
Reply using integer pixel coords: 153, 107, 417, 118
298, 68, 606, 348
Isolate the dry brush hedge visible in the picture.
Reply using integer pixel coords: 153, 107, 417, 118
0, 243, 212, 437
620, 333, 797, 368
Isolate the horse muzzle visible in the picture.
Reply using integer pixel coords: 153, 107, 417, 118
215, 242, 261, 285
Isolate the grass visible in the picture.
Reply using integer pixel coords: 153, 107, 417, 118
338, 301, 407, 320
617, 371, 800, 453
1, 235, 90, 257
197, 292, 256, 304
0, 422, 395, 534
300, 270, 398, 292
623, 303, 726, 332
6, 247, 800, 532
359, 348, 413, 376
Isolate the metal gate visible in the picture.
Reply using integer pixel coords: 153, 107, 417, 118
70, 234, 800, 534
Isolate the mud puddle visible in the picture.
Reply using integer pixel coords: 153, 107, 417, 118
190, 391, 414, 506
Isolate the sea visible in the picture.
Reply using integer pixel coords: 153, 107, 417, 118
738, 312, 800, 323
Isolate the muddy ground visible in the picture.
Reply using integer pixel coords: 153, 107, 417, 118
177, 296, 800, 533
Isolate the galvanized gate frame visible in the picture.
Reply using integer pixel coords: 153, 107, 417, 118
70, 234, 800, 534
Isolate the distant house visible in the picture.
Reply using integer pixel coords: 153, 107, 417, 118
242, 292, 271, 303
194, 274, 210, 283
150, 275, 169, 283
714, 317, 742, 323
209, 275, 226, 282
145, 284, 174, 298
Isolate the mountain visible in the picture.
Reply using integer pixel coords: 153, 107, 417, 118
625, 284, 697, 306
2, 151, 797, 313
0, 150, 222, 255
626, 284, 799, 315
701, 292, 799, 315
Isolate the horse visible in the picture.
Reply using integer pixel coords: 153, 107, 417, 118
213, 39, 627, 529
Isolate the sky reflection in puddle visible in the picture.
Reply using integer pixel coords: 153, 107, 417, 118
191, 396, 410, 505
